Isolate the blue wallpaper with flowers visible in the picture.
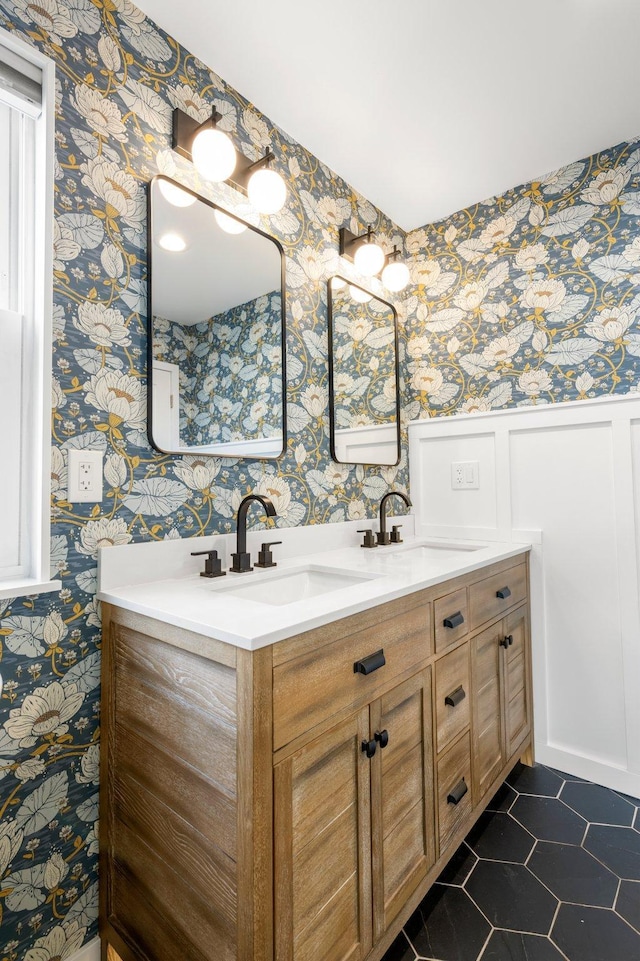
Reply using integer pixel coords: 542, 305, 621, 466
155, 290, 282, 447
404, 138, 640, 417
0, 0, 409, 956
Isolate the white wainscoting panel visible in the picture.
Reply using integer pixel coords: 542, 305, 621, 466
409, 394, 640, 798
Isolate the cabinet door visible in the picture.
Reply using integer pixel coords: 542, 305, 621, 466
370, 669, 435, 940
471, 623, 504, 798
504, 605, 530, 756
274, 709, 372, 961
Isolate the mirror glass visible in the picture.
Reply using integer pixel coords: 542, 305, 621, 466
328, 277, 400, 466
148, 175, 285, 458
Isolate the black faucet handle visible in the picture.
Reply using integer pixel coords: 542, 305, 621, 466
390, 524, 403, 544
191, 549, 226, 578
357, 529, 378, 549
255, 541, 282, 569
376, 529, 391, 546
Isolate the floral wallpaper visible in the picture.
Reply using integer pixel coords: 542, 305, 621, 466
404, 138, 640, 417
154, 290, 282, 447
330, 285, 397, 430
0, 0, 409, 956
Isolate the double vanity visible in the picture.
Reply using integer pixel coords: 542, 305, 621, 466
98, 515, 532, 961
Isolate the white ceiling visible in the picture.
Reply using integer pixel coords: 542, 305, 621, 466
136, 0, 640, 231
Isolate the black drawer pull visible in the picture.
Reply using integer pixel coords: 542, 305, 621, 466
443, 611, 465, 629
375, 729, 389, 749
500, 635, 510, 649
447, 778, 468, 805
496, 586, 511, 599
445, 686, 466, 708
354, 649, 386, 675
362, 739, 377, 758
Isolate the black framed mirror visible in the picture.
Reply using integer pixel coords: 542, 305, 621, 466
147, 175, 286, 458
327, 276, 401, 466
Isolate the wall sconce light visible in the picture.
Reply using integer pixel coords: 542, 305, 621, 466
381, 245, 410, 292
339, 226, 410, 291
172, 106, 287, 215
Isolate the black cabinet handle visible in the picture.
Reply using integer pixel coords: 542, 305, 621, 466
354, 649, 386, 675
507, 634, 514, 646
443, 611, 465, 629
447, 778, 468, 805
362, 739, 377, 758
500, 636, 510, 648
445, 686, 466, 708
375, 729, 389, 749
496, 586, 511, 599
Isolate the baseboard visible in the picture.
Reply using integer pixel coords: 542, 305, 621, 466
69, 937, 100, 961
536, 743, 640, 800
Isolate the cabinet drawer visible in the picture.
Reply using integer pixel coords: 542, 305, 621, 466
435, 643, 470, 755
469, 563, 527, 630
273, 603, 431, 750
434, 588, 468, 653
437, 732, 472, 853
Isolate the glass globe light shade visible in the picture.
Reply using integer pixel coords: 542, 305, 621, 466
248, 167, 286, 214
214, 209, 247, 234
191, 127, 236, 182
158, 232, 187, 252
349, 284, 372, 304
381, 259, 410, 292
158, 179, 195, 208
353, 239, 385, 276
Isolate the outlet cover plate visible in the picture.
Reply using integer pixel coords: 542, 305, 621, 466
451, 460, 479, 490
68, 449, 103, 503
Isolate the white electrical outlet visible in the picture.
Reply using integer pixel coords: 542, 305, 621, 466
68, 449, 104, 503
451, 460, 479, 490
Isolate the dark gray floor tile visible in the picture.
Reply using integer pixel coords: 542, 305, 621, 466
486, 782, 518, 813
551, 903, 640, 961
436, 842, 478, 886
381, 930, 417, 961
466, 861, 557, 934
560, 780, 635, 826
466, 811, 535, 863
528, 841, 618, 907
481, 930, 565, 961
615, 879, 640, 933
584, 824, 640, 880
507, 764, 563, 798
511, 795, 586, 844
405, 884, 490, 961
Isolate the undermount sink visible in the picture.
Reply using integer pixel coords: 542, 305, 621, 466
208, 565, 381, 607
369, 542, 483, 565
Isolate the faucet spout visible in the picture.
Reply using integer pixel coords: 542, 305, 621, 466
378, 490, 412, 546
232, 494, 277, 573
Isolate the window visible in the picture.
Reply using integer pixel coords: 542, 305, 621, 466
0, 30, 57, 598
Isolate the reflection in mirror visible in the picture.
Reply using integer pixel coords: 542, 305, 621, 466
328, 277, 401, 466
148, 175, 285, 458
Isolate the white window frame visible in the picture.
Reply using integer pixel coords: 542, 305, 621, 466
0, 29, 59, 599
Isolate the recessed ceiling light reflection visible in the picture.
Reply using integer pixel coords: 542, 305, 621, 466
158, 179, 196, 207
158, 232, 187, 252
214, 209, 247, 234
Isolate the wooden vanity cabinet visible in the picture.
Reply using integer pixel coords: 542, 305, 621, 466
100, 551, 532, 961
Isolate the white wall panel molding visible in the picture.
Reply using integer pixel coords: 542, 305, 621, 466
409, 395, 640, 799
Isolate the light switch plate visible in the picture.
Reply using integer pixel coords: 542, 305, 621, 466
451, 460, 479, 490
68, 449, 104, 503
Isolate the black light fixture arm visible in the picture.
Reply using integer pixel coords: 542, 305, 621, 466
339, 224, 377, 260
172, 107, 278, 195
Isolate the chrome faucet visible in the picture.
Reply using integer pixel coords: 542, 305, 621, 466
231, 494, 277, 573
377, 491, 412, 546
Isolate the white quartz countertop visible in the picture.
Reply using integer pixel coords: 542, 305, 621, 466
98, 535, 530, 651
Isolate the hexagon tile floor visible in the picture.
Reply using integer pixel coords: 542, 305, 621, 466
382, 763, 640, 961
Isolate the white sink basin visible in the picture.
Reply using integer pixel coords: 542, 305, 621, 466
209, 565, 381, 607
367, 541, 482, 566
